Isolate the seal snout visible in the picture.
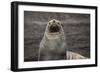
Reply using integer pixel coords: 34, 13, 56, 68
49, 19, 61, 33
49, 25, 60, 32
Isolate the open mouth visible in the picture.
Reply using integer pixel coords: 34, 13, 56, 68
49, 25, 60, 33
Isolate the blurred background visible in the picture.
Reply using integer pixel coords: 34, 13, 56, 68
24, 11, 90, 62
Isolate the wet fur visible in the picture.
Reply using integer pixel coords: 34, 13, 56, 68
38, 19, 66, 61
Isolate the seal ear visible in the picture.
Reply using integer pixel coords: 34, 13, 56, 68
59, 22, 63, 27
61, 23, 63, 26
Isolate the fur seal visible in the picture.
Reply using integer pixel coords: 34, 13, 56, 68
38, 19, 66, 61
38, 19, 87, 61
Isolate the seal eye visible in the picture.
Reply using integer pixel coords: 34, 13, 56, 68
49, 22, 51, 25
57, 22, 60, 25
